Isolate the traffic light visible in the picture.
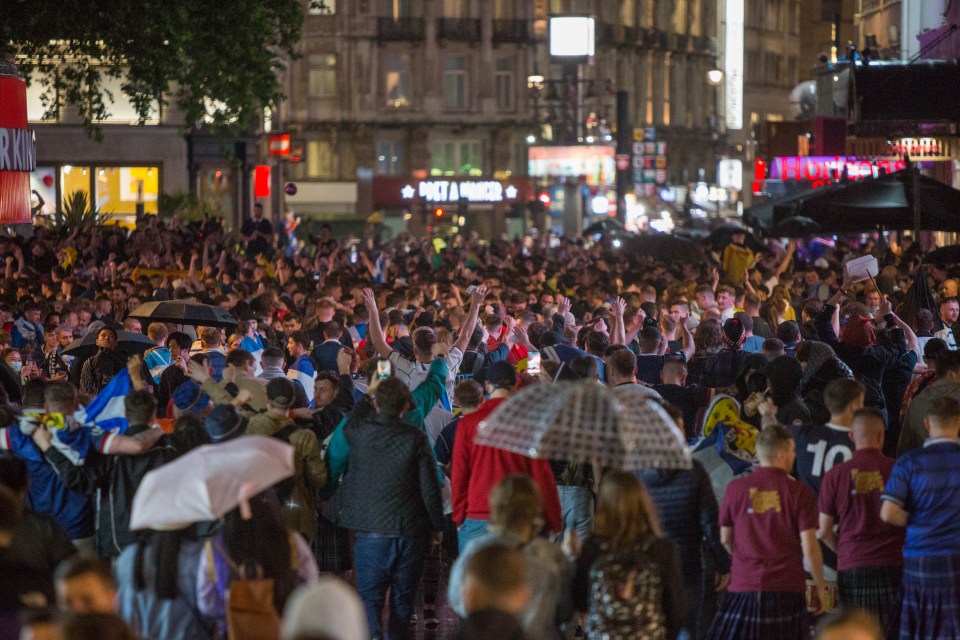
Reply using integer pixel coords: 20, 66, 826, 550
538, 191, 551, 207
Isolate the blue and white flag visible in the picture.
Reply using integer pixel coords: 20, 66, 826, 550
239, 335, 265, 375
76, 367, 132, 435
287, 355, 316, 409
144, 347, 172, 384
44, 369, 132, 465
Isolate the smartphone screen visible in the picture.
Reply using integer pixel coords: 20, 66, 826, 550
527, 351, 541, 375
376, 359, 392, 380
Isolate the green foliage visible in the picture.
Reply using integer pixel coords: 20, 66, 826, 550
46, 190, 114, 234
4, 0, 304, 138
157, 192, 225, 221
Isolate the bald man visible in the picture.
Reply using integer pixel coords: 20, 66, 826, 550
818, 407, 903, 627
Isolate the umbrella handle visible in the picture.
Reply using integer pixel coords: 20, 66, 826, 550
238, 482, 254, 521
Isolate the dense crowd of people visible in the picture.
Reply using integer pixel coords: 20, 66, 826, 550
0, 208, 959, 640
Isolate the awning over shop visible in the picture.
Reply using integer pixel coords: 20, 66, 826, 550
745, 169, 960, 233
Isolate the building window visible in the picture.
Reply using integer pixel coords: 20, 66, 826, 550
645, 52, 654, 125
99, 70, 159, 124
764, 53, 782, 86
307, 141, 334, 178
384, 54, 413, 108
430, 140, 483, 176
443, 0, 467, 17
495, 58, 514, 111
443, 55, 468, 110
308, 54, 337, 97
662, 53, 671, 126
376, 140, 405, 175
308, 0, 335, 14
786, 56, 797, 86
763, 0, 781, 31
383, 0, 412, 18
746, 49, 762, 85
746, 0, 763, 29
96, 167, 160, 214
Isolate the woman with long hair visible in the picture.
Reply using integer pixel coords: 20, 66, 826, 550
571, 471, 685, 640
197, 492, 318, 636
115, 525, 208, 640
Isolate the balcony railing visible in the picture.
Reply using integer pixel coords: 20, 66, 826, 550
492, 19, 529, 42
438, 18, 481, 41
376, 17, 426, 41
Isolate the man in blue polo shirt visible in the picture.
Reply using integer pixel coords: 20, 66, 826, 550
881, 395, 960, 639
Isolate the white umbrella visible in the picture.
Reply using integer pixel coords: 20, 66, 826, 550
475, 381, 692, 471
130, 435, 294, 531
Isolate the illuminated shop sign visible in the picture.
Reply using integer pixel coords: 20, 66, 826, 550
769, 156, 906, 187
401, 180, 519, 203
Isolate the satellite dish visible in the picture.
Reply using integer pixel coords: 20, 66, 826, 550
789, 81, 817, 120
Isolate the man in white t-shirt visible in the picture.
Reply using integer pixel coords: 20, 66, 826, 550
361, 285, 487, 414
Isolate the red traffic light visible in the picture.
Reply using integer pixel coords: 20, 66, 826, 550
537, 192, 551, 207
433, 207, 444, 218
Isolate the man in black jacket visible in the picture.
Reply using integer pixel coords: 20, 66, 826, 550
327, 376, 445, 640
78, 327, 126, 397
33, 389, 176, 558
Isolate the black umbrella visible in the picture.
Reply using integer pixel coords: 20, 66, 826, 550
772, 216, 821, 237
63, 331, 156, 358
922, 245, 960, 265
770, 170, 960, 233
128, 300, 237, 328
583, 218, 626, 237
897, 266, 938, 331
703, 225, 766, 253
626, 233, 705, 263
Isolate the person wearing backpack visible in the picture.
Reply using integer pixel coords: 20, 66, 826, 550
197, 493, 318, 640
571, 471, 685, 640
243, 378, 327, 543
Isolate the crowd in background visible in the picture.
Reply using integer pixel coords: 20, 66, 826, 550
0, 206, 958, 640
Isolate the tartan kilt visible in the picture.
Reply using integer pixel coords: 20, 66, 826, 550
312, 506, 352, 573
889, 555, 960, 640
705, 591, 807, 640
836, 564, 902, 628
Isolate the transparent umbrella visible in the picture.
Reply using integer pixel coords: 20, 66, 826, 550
475, 381, 692, 472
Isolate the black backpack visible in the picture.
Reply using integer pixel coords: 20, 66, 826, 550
270, 422, 302, 504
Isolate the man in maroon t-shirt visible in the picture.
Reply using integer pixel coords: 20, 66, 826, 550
818, 407, 904, 626
706, 424, 826, 640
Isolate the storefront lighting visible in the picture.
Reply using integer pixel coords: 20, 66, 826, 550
458, 216, 465, 225
63, 165, 72, 174
526, 134, 536, 144
707, 69, 724, 85
403, 212, 412, 220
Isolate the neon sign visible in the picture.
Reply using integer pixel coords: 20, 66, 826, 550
400, 180, 519, 203
769, 156, 906, 188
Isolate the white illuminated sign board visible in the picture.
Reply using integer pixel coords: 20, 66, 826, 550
725, 0, 744, 130
549, 17, 595, 57
400, 181, 518, 203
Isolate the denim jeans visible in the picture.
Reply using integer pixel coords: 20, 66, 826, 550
457, 518, 488, 553
354, 532, 429, 640
557, 485, 594, 542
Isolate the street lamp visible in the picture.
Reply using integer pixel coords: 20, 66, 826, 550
707, 69, 724, 86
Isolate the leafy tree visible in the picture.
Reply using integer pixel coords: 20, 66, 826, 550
2, 0, 304, 137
